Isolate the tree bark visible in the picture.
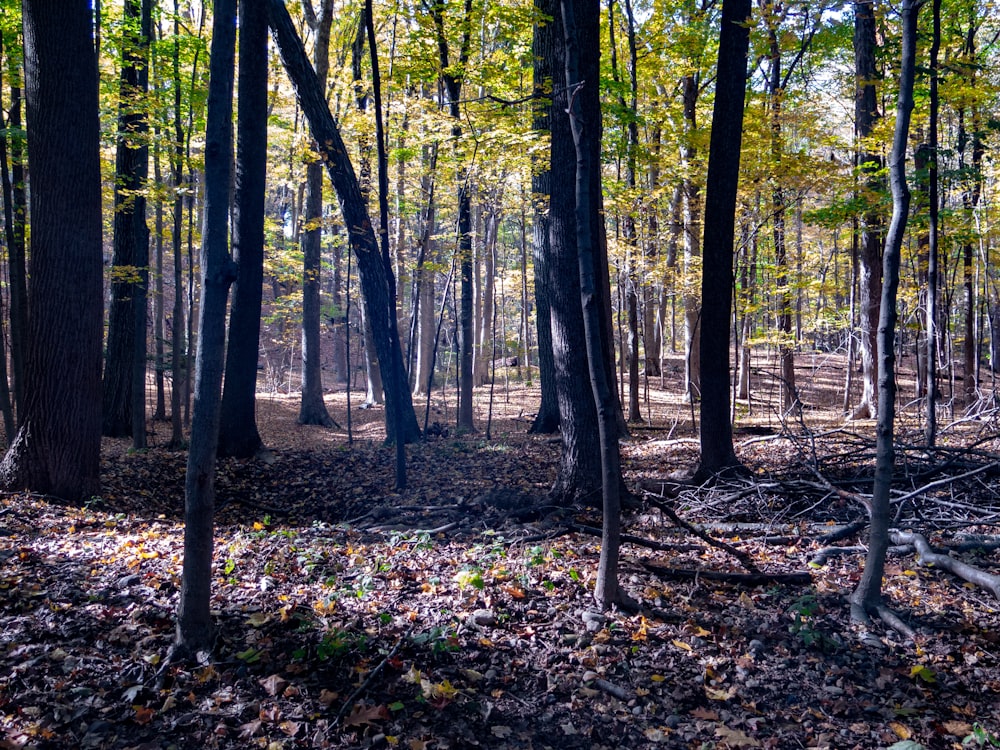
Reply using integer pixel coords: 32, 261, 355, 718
850, 0, 920, 626
547, 0, 601, 504
268, 0, 420, 443
219, 0, 268, 459
103, 0, 151, 442
529, 0, 560, 435
0, 0, 104, 501
176, 0, 238, 655
851, 0, 881, 420
561, 0, 627, 609
695, 0, 752, 478
297, 0, 335, 428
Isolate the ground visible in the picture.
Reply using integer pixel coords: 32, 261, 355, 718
2, 351, 1000, 749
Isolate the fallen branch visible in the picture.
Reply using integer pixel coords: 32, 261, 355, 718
569, 523, 703, 553
641, 560, 811, 587
333, 627, 413, 726
643, 494, 762, 574
891, 530, 1000, 599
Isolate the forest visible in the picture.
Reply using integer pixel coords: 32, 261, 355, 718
1, 0, 1000, 747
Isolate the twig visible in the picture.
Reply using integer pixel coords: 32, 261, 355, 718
333, 627, 413, 726
641, 559, 811, 586
643, 494, 762, 574
569, 523, 703, 553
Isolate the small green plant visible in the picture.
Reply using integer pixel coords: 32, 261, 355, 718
316, 629, 366, 661
965, 724, 1000, 747
787, 593, 822, 647
527, 545, 547, 567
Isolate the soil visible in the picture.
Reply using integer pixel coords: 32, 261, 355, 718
2, 350, 1000, 749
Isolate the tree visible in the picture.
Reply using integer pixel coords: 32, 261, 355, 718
528, 0, 560, 435
850, 0, 881, 420
0, 20, 28, 425
560, 0, 628, 608
175, 0, 238, 655
430, 0, 476, 433
268, 0, 420, 445
218, 0, 268, 459
297, 0, 335, 428
0, 0, 104, 500
546, 0, 602, 504
849, 0, 921, 631
695, 0, 752, 478
103, 0, 152, 445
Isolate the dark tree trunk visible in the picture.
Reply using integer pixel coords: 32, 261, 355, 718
547, 0, 601, 504
103, 0, 151, 442
529, 0, 560, 435
695, 0, 751, 478
176, 0, 238, 655
850, 0, 920, 625
430, 0, 475, 433
0, 0, 104, 501
561, 0, 626, 607
268, 0, 420, 444
924, 0, 940, 447
851, 0, 881, 420
297, 0, 334, 428
219, 0, 268, 459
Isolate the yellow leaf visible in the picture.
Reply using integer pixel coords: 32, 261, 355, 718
889, 721, 911, 739
902, 569, 917, 577
671, 639, 692, 652
253, 521, 266, 530
705, 685, 737, 701
246, 612, 270, 627
650, 674, 666, 682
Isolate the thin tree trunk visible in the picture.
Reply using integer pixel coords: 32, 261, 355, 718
850, 0, 920, 627
268, 0, 420, 443
297, 0, 334, 428
561, 0, 627, 609
176, 0, 237, 655
924, 0, 940, 447
851, 0, 881, 420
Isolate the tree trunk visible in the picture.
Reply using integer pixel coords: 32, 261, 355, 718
411, 144, 438, 396
219, 0, 268, 459
924, 0, 940, 447
0, 0, 104, 501
529, 0, 560, 435
851, 0, 881, 421
0, 41, 28, 422
103, 0, 151, 441
561, 0, 626, 609
681, 73, 702, 404
850, 0, 920, 625
268, 0, 420, 443
297, 0, 335, 428
547, 0, 601, 503
176, 0, 237, 655
695, 0, 752, 478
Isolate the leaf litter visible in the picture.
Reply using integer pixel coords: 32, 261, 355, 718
1, 387, 1000, 749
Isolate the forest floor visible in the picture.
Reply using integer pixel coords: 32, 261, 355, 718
4, 350, 1000, 749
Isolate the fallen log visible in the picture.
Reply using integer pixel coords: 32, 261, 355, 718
891, 530, 1000, 600
641, 560, 812, 587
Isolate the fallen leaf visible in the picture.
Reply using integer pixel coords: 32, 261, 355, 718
343, 703, 388, 728
259, 674, 289, 697
715, 724, 760, 747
